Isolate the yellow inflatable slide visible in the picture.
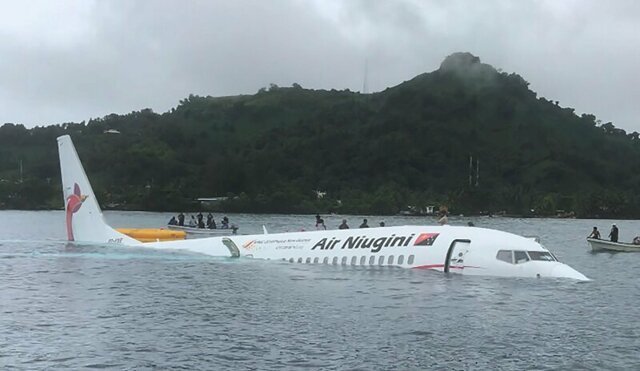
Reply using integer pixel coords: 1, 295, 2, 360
116, 228, 186, 242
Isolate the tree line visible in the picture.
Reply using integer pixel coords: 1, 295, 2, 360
2, 52, 640, 218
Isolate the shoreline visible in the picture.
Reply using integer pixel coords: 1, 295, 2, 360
0, 207, 636, 221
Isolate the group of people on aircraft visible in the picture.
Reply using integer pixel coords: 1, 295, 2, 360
168, 212, 232, 229
316, 214, 384, 230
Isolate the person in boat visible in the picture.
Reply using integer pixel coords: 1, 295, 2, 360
188, 215, 196, 227
196, 212, 204, 226
609, 224, 619, 242
178, 212, 185, 226
359, 218, 369, 228
379, 221, 385, 227
316, 217, 326, 230
339, 219, 349, 229
633, 236, 640, 245
206, 213, 213, 228
587, 227, 601, 239
221, 216, 230, 229
168, 216, 178, 225
197, 217, 205, 229
209, 218, 217, 229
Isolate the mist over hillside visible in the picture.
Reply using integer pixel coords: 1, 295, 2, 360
2, 52, 639, 217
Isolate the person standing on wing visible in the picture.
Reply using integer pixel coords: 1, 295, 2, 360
438, 211, 449, 225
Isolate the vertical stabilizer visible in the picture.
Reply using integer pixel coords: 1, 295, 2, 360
57, 135, 140, 245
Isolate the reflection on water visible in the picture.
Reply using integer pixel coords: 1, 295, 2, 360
1, 210, 639, 369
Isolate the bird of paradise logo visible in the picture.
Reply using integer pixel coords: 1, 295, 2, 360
414, 233, 439, 246
66, 183, 87, 241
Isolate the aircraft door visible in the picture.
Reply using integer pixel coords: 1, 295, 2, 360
445, 239, 471, 273
222, 238, 240, 258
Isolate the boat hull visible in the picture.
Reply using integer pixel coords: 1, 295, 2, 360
587, 238, 640, 252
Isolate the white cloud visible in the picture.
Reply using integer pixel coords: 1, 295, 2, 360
0, 0, 638, 131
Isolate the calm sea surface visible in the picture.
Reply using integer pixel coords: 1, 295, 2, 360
1, 210, 639, 370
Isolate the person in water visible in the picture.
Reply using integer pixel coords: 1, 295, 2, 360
609, 224, 619, 242
359, 218, 369, 228
339, 219, 349, 229
178, 212, 185, 226
588, 227, 601, 239
168, 216, 178, 225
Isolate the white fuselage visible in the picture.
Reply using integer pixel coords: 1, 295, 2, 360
143, 225, 588, 280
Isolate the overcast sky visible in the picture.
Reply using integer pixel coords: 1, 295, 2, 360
1, 0, 639, 131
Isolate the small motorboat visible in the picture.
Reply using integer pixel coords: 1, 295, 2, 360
166, 224, 239, 236
586, 238, 640, 252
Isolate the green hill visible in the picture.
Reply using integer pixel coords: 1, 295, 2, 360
2, 52, 639, 217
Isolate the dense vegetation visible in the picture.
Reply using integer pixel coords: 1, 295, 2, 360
2, 52, 640, 217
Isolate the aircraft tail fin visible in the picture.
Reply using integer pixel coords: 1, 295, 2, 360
57, 135, 140, 245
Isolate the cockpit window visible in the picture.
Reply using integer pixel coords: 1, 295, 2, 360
527, 251, 556, 261
514, 250, 529, 264
496, 250, 513, 264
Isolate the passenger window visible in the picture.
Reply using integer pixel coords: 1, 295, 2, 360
297, 258, 303, 263
388, 255, 394, 265
313, 257, 319, 264
351, 256, 357, 265
378, 256, 385, 266
496, 250, 513, 264
332, 257, 338, 265
289, 258, 294, 263
514, 250, 529, 264
408, 255, 415, 265
360, 256, 366, 265
341, 256, 347, 265
369, 256, 376, 265
397, 255, 404, 265
323, 257, 328, 264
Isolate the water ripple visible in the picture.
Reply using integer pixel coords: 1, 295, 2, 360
1, 211, 640, 369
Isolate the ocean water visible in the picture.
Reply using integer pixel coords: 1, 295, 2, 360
1, 210, 639, 370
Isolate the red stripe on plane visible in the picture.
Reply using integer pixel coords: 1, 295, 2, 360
412, 264, 445, 269
412, 264, 481, 270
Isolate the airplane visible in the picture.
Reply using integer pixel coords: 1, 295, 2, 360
57, 135, 589, 280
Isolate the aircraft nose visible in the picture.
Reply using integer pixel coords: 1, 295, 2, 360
551, 264, 590, 281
